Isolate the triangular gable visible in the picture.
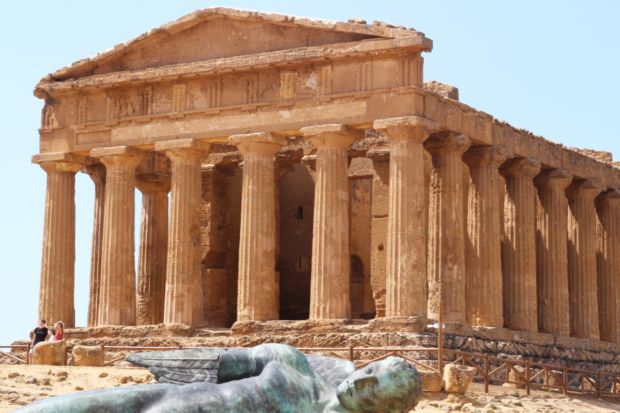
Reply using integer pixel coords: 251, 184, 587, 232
50, 7, 427, 82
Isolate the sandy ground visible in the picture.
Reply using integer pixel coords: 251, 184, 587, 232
0, 365, 619, 412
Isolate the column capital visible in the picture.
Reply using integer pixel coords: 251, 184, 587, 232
91, 146, 148, 168
300, 124, 363, 149
566, 179, 606, 199
423, 132, 471, 156
155, 139, 211, 163
373, 116, 439, 143
463, 145, 512, 169
596, 189, 620, 208
32, 152, 88, 165
136, 175, 171, 194
534, 169, 573, 190
83, 164, 106, 184
500, 157, 541, 180
229, 132, 286, 156
39, 161, 83, 174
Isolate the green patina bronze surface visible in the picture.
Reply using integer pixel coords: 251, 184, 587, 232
15, 343, 422, 413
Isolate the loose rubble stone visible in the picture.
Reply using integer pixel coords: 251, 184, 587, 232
33, 340, 66, 366
443, 365, 476, 394
72, 346, 104, 367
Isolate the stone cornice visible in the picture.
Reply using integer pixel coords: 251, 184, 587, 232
36, 37, 429, 96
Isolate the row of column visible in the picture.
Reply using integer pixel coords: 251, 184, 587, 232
34, 117, 620, 344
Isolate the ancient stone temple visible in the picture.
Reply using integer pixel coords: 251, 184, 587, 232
32, 8, 620, 349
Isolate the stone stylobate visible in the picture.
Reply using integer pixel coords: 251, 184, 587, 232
301, 124, 363, 320
374, 116, 438, 318
229, 132, 286, 322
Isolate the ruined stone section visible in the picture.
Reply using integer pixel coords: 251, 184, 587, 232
36, 161, 83, 328
424, 133, 471, 322
534, 169, 573, 337
566, 179, 605, 340
156, 139, 211, 327
596, 190, 620, 343
463, 146, 510, 327
500, 158, 541, 332
84, 164, 106, 328
229, 132, 286, 322
374, 116, 438, 317
301, 124, 363, 319
91, 146, 146, 326
136, 179, 170, 326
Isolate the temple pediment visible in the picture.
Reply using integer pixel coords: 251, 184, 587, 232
47, 7, 428, 83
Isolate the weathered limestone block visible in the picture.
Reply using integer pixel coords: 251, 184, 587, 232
504, 365, 526, 389
566, 179, 605, 340
596, 190, 620, 343
301, 125, 363, 319
424, 133, 471, 322
374, 116, 438, 318
443, 364, 475, 393
229, 132, 285, 322
36, 160, 83, 328
369, 157, 390, 317
72, 346, 104, 367
155, 139, 211, 327
84, 164, 106, 328
500, 158, 541, 332
534, 169, 573, 336
34, 340, 67, 366
91, 146, 147, 326
424, 80, 459, 101
136, 178, 170, 326
419, 369, 443, 392
463, 145, 510, 327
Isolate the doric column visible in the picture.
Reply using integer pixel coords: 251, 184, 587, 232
534, 169, 573, 336
463, 145, 510, 327
300, 124, 363, 319
229, 132, 286, 322
136, 177, 170, 326
32, 153, 85, 328
155, 139, 210, 326
500, 158, 541, 332
374, 116, 438, 318
84, 164, 106, 327
566, 179, 605, 339
596, 190, 620, 343
424, 133, 471, 322
90, 146, 146, 326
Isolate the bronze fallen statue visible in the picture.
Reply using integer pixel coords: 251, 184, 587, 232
15, 343, 422, 412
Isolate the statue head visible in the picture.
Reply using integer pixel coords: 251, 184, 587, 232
336, 356, 422, 413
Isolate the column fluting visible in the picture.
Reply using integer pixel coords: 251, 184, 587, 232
500, 158, 541, 332
301, 124, 362, 319
136, 179, 170, 326
84, 165, 106, 327
566, 179, 605, 339
155, 139, 210, 326
463, 145, 510, 327
37, 161, 82, 328
596, 190, 620, 343
229, 132, 285, 322
374, 116, 438, 317
534, 169, 573, 336
424, 132, 471, 322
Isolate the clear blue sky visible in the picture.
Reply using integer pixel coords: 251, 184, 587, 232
1, 0, 618, 345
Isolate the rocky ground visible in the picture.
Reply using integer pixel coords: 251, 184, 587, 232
0, 365, 619, 412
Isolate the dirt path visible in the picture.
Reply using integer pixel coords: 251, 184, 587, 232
0, 365, 619, 412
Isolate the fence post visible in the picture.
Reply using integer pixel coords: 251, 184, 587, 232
597, 371, 602, 396
563, 366, 568, 395
484, 353, 489, 394
349, 345, 354, 362
526, 360, 531, 396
